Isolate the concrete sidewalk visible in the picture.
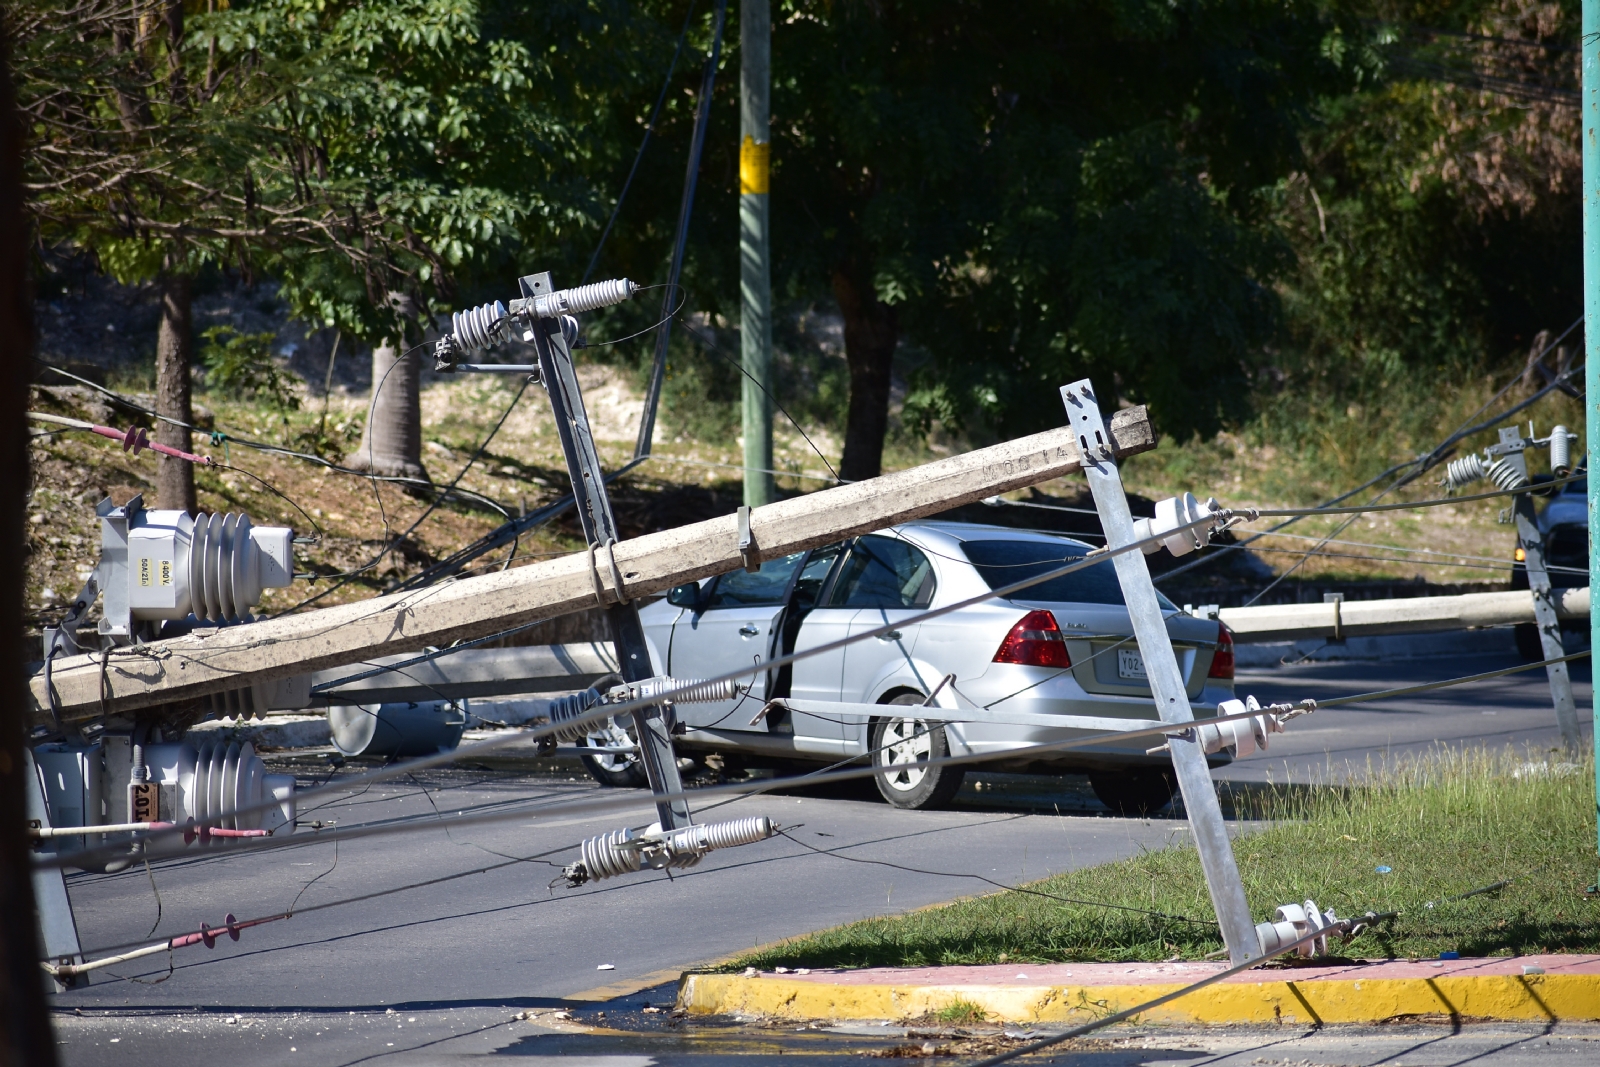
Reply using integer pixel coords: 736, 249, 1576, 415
679, 955, 1600, 1025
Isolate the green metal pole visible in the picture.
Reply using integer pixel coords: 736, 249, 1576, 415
1585, 0, 1600, 892
740, 0, 774, 507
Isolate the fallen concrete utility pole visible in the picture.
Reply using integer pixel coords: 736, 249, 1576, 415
308, 642, 620, 706
1218, 586, 1589, 644
27, 408, 1153, 728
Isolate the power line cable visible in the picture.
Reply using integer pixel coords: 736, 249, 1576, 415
1153, 337, 1583, 589
281, 373, 535, 613
41, 462, 1585, 864
771, 829, 1213, 926
580, 1, 700, 285
51, 474, 1578, 849
677, 315, 842, 482
38, 640, 1584, 874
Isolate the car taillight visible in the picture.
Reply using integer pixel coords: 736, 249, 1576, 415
993, 610, 1072, 668
1208, 622, 1235, 679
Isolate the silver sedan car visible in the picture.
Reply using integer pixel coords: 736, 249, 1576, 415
612, 521, 1236, 811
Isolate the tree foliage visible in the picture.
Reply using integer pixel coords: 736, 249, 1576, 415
13, 0, 661, 342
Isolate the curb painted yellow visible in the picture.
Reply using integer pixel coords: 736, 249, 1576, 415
677, 972, 1600, 1025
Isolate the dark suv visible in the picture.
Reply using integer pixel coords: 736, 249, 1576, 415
1510, 470, 1588, 659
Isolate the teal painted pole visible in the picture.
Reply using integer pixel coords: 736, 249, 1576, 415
1585, 0, 1600, 891
740, 0, 774, 507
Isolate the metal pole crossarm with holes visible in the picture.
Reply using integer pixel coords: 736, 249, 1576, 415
25, 409, 1155, 728
523, 269, 691, 829
1062, 379, 1261, 964
1584, 0, 1600, 893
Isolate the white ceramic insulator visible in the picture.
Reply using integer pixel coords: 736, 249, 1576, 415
534, 278, 636, 317
578, 827, 647, 881
451, 301, 508, 351
1255, 898, 1339, 958
1132, 493, 1213, 557
616, 676, 742, 705
663, 815, 775, 854
1550, 425, 1573, 476
1199, 696, 1283, 758
545, 687, 603, 743
187, 513, 295, 623
1442, 453, 1488, 492
1483, 456, 1528, 492
575, 816, 776, 882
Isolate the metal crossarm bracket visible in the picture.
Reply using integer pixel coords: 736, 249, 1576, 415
1512, 495, 1582, 752
524, 271, 691, 830
737, 504, 760, 572
1061, 379, 1262, 964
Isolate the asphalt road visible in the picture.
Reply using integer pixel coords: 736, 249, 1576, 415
1220, 649, 1593, 783
46, 648, 1594, 1065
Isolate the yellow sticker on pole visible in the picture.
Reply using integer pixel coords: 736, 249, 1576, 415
740, 136, 770, 195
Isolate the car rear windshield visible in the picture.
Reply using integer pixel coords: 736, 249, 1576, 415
959, 539, 1178, 610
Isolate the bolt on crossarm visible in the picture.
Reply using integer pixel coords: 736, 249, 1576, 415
1584, 0, 1600, 896
1061, 379, 1261, 963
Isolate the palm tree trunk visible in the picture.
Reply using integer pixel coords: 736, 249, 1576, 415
352, 293, 429, 481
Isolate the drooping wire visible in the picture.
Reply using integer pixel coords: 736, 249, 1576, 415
281, 373, 536, 614
45, 592, 1584, 878
580, 0, 700, 285
1151, 331, 1584, 590
38, 486, 1570, 861
772, 829, 1213, 926
677, 315, 842, 482
578, 283, 689, 347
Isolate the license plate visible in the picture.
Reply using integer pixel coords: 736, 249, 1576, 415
1117, 648, 1147, 680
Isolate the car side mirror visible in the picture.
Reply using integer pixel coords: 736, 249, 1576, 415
666, 582, 702, 609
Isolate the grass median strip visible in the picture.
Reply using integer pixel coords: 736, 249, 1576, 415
728, 748, 1598, 971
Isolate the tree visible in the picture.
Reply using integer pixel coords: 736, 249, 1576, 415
0, 16, 59, 1061
1273, 0, 1580, 404
607, 1, 1356, 475
13, 0, 659, 487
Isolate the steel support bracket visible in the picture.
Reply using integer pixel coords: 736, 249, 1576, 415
1061, 379, 1261, 964
525, 271, 691, 830
737, 504, 760, 572
1512, 494, 1582, 753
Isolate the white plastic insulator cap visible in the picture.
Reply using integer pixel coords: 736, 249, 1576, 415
533, 279, 636, 318
1550, 425, 1573, 477
1132, 493, 1214, 557
1256, 898, 1339, 958
1197, 695, 1284, 758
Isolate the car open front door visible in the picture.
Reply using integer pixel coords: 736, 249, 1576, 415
666, 552, 809, 733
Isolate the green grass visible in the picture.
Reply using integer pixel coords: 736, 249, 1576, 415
730, 749, 1599, 970
931, 1000, 989, 1025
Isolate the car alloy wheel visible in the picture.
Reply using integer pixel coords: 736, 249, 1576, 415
578, 716, 648, 788
877, 716, 931, 792
869, 694, 965, 810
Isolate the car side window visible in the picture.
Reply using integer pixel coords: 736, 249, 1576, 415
792, 544, 845, 611
703, 551, 808, 608
826, 535, 935, 609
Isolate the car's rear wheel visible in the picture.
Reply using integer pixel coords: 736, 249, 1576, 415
869, 694, 965, 810
577, 715, 649, 788
1089, 767, 1177, 816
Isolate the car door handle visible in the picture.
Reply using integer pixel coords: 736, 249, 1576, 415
738, 624, 762, 636
877, 630, 903, 641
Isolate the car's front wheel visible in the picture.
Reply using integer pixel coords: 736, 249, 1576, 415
577, 715, 649, 788
869, 695, 965, 810
1089, 767, 1177, 815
